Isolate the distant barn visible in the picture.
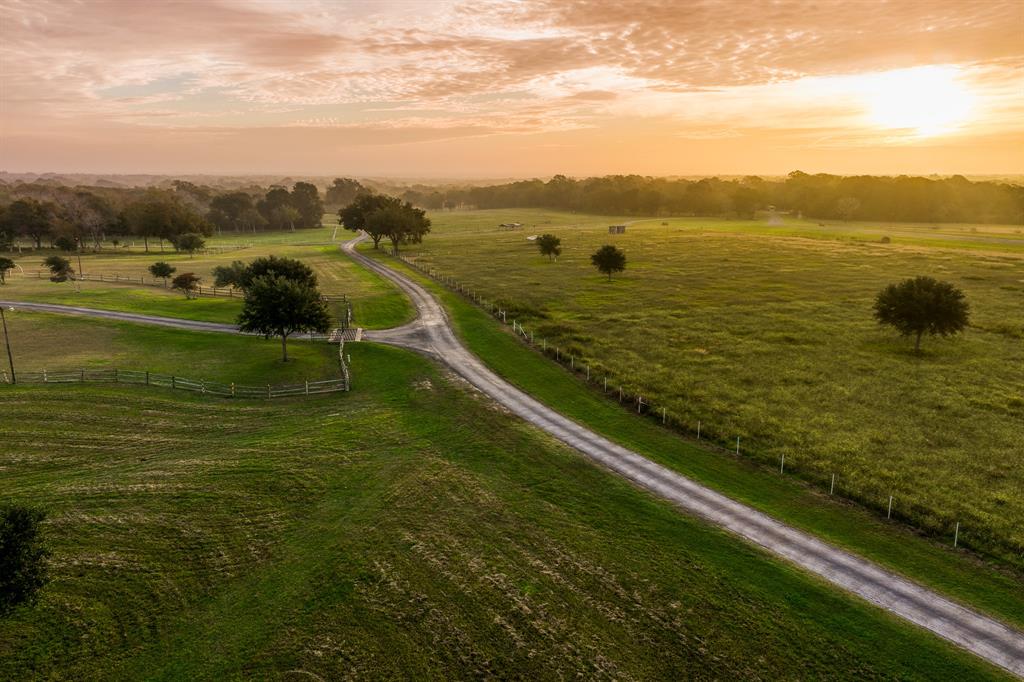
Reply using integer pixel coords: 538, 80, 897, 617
498, 222, 523, 230
608, 224, 626, 234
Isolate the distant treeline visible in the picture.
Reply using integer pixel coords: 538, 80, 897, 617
2, 172, 1022, 252
399, 173, 1024, 224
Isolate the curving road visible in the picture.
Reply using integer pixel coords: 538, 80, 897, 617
4, 237, 1023, 675
343, 234, 1024, 677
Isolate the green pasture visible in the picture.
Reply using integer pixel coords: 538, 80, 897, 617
396, 209, 1024, 563
1, 311, 340, 385
367, 247, 1024, 631
1, 233, 412, 329
0, 335, 1006, 679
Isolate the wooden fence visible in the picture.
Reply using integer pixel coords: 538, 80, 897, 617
3, 367, 349, 398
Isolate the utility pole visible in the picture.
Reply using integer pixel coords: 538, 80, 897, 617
1, 307, 15, 384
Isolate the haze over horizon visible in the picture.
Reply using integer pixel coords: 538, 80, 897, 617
1, 0, 1022, 178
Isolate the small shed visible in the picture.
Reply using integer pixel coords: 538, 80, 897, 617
608, 224, 626, 234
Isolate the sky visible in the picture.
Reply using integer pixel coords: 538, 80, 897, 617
1, 0, 1022, 178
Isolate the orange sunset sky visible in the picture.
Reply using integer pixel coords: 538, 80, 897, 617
1, 0, 1022, 177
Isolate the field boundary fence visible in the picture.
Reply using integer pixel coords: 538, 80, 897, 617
3, 364, 349, 398
382, 247, 1012, 562
3, 335, 352, 397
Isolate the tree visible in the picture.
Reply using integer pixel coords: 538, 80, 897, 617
591, 244, 626, 281
837, 196, 861, 221
171, 272, 201, 299
364, 202, 431, 254
0, 504, 50, 616
1, 199, 52, 249
325, 178, 366, 206
0, 257, 14, 284
171, 232, 205, 257
536, 234, 562, 261
237, 275, 331, 361
148, 261, 176, 286
236, 255, 318, 290
212, 260, 248, 289
43, 255, 74, 282
338, 193, 401, 248
873, 276, 970, 353
290, 181, 324, 229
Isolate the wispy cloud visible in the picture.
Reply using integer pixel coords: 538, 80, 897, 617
0, 0, 1021, 175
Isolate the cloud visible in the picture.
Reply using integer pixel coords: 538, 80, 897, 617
0, 0, 1021, 174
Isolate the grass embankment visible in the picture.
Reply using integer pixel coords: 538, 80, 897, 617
1, 230, 412, 329
3, 311, 339, 385
365, 246, 1024, 632
0, 336, 1006, 679
406, 209, 1024, 563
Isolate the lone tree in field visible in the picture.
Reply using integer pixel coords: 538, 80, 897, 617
1, 504, 50, 616
237, 276, 331, 361
172, 232, 205, 258
171, 272, 201, 299
591, 244, 626, 281
873, 276, 969, 353
148, 261, 176, 286
0, 257, 14, 284
536, 234, 562, 261
43, 255, 74, 283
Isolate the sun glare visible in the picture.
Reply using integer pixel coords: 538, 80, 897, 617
862, 66, 974, 137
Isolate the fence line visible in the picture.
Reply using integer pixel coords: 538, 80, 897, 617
3, 367, 349, 398
383, 247, 992, 559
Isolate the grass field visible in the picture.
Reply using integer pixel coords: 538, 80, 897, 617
1, 222, 411, 329
398, 209, 1024, 563
3, 311, 341, 385
0, 330, 1007, 679
367, 247, 1024, 632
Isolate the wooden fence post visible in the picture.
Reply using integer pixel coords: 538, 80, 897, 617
267, 384, 271, 399
231, 383, 235, 397
171, 375, 176, 389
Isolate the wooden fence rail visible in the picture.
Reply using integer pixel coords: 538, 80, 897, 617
3, 368, 349, 398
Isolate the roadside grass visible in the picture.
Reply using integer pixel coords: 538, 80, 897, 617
364, 246, 1024, 632
1, 235, 413, 329
403, 209, 1024, 563
0, 341, 1006, 679
2, 311, 340, 385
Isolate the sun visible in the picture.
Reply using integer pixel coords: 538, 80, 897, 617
862, 66, 974, 137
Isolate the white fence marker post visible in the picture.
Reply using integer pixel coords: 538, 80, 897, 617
697, 420, 701, 440
662, 407, 666, 424
586, 364, 590, 380
830, 473, 835, 495
305, 380, 309, 395
779, 453, 784, 472
954, 522, 960, 548
736, 437, 740, 455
